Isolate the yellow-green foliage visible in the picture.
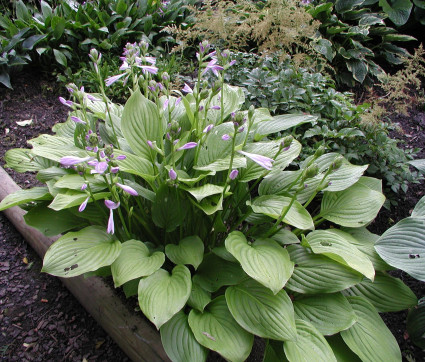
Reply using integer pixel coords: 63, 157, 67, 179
166, 0, 320, 57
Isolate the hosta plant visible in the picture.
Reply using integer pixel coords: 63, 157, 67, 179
0, 42, 419, 361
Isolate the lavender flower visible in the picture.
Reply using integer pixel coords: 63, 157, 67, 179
111, 167, 119, 173
202, 59, 224, 76
176, 142, 198, 151
222, 134, 231, 141
211, 105, 221, 110
105, 200, 120, 234
115, 155, 127, 161
59, 97, 73, 107
238, 150, 274, 170
116, 183, 138, 196
147, 140, 154, 149
175, 97, 182, 106
229, 169, 239, 180
71, 116, 86, 124
140, 65, 158, 74
79, 196, 89, 212
81, 183, 88, 191
60, 155, 91, 166
163, 99, 169, 110
90, 161, 108, 174
203, 124, 214, 133
169, 168, 177, 180
182, 83, 193, 94
105, 73, 127, 87
85, 94, 101, 102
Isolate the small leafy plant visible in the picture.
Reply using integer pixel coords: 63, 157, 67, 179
0, 42, 419, 361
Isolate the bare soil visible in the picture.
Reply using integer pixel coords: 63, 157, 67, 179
0, 68, 424, 361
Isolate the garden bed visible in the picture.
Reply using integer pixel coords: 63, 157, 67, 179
1, 67, 425, 361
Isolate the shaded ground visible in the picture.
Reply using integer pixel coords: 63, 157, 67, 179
0, 68, 424, 361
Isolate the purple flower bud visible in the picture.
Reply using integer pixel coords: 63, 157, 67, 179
86, 146, 92, 151
173, 139, 179, 145
111, 167, 119, 173
116, 183, 138, 196
199, 105, 204, 111
59, 97, 73, 107
91, 161, 108, 174
147, 140, 154, 149
169, 168, 177, 180
86, 94, 101, 102
145, 56, 156, 65
100, 150, 106, 158
166, 132, 171, 140
163, 99, 169, 110
79, 196, 89, 212
211, 105, 221, 110
141, 65, 158, 74
176, 142, 198, 151
229, 60, 236, 66
105, 73, 126, 87
105, 200, 120, 210
229, 169, 239, 180
175, 97, 182, 106
60, 156, 91, 166
238, 150, 274, 170
222, 134, 231, 141
115, 155, 127, 161
203, 124, 214, 133
81, 183, 88, 191
87, 160, 98, 167
105, 200, 120, 234
238, 126, 245, 133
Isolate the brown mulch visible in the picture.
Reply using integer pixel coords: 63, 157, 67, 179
1, 68, 425, 361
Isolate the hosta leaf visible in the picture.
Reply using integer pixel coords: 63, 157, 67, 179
194, 156, 246, 172
160, 312, 207, 362
138, 265, 191, 329
42, 226, 121, 277
379, 0, 413, 26
226, 279, 297, 341
326, 334, 361, 362
121, 89, 163, 161
36, 167, 71, 183
305, 229, 375, 280
344, 272, 417, 312
4, 148, 53, 172
182, 184, 224, 202
48, 191, 110, 211
294, 293, 356, 336
188, 296, 254, 362
254, 114, 317, 139
24, 205, 88, 236
225, 231, 294, 294
407, 297, 425, 349
187, 281, 211, 312
111, 240, 165, 287
375, 217, 425, 281
250, 195, 314, 230
165, 236, 204, 270
54, 174, 107, 193
409, 159, 425, 173
412, 195, 425, 217
283, 319, 337, 362
0, 187, 52, 211
320, 182, 385, 227
341, 296, 401, 361
347, 59, 368, 83
206, 84, 245, 124
193, 253, 247, 292
286, 245, 363, 294
113, 150, 155, 181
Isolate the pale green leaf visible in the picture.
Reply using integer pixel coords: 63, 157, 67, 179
341, 296, 402, 362
42, 226, 121, 277
54, 174, 107, 193
226, 279, 297, 341
0, 187, 52, 211
187, 281, 211, 312
225, 231, 294, 294
111, 240, 165, 287
206, 84, 245, 125
254, 114, 317, 140
188, 296, 254, 362
165, 236, 204, 270
412, 195, 425, 217
48, 191, 110, 211
138, 265, 192, 329
182, 184, 224, 202
4, 148, 53, 172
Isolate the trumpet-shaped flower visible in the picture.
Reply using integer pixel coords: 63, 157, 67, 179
116, 183, 138, 196
176, 142, 198, 151
182, 83, 193, 94
169, 168, 177, 180
238, 150, 274, 170
222, 134, 231, 141
203, 124, 214, 133
105, 200, 120, 234
78, 196, 89, 212
90, 161, 108, 174
202, 59, 224, 76
229, 169, 239, 180
60, 156, 91, 166
105, 73, 127, 87
140, 65, 158, 74
59, 97, 73, 107
71, 116, 86, 125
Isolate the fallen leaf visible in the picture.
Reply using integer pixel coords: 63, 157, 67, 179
23, 257, 28, 264
95, 340, 105, 350
16, 119, 33, 127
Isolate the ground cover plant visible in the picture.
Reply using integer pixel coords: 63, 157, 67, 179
1, 41, 424, 361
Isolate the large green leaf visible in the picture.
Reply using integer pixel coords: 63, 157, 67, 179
113, 150, 155, 181
294, 293, 356, 336
375, 217, 425, 281
320, 183, 385, 227
341, 297, 402, 361
254, 114, 317, 140
182, 184, 224, 202
305, 229, 375, 280
226, 279, 297, 341
4, 148, 52, 172
412, 195, 425, 217
165, 236, 204, 270
121, 89, 163, 161
283, 319, 337, 362
24, 205, 87, 236
193, 253, 247, 292
250, 195, 314, 230
409, 159, 425, 173
48, 191, 110, 211
326, 334, 362, 362
111, 240, 165, 287
138, 265, 191, 329
42, 226, 121, 277
344, 272, 417, 312
0, 187, 52, 211
286, 245, 363, 294
187, 281, 211, 312
188, 296, 254, 362
225, 231, 294, 294
160, 312, 207, 362
54, 174, 107, 193
347, 60, 368, 83
206, 84, 245, 125
379, 0, 413, 26
407, 297, 425, 349
335, 0, 364, 13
